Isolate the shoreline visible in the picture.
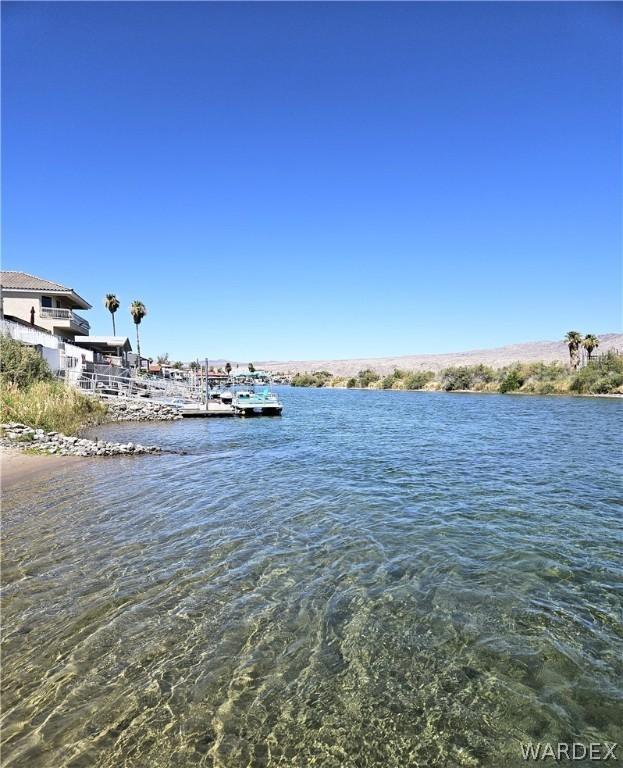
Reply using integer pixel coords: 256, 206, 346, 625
310, 386, 623, 398
3, 387, 620, 488
1, 448, 87, 490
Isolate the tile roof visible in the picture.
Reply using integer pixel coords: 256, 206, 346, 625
0, 271, 92, 309
0, 271, 73, 291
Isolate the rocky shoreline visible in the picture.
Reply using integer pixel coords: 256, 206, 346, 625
1, 423, 162, 457
0, 398, 185, 458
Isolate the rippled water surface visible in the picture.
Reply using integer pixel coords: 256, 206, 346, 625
2, 389, 623, 767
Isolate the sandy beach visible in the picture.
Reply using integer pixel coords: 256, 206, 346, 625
0, 449, 84, 491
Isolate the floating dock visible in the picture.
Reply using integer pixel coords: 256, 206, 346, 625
180, 384, 283, 418
181, 402, 236, 418
181, 398, 283, 418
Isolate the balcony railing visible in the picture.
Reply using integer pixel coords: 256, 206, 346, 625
40, 307, 90, 332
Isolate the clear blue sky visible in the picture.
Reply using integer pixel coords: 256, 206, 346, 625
2, 2, 621, 362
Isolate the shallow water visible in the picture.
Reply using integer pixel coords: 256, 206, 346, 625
2, 388, 622, 767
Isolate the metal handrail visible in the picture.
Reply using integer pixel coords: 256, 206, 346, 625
70, 370, 205, 403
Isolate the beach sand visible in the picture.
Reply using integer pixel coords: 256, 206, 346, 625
1, 449, 85, 491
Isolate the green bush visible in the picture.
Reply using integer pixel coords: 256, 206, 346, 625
441, 365, 495, 392
289, 353, 623, 396
380, 369, 409, 389
357, 369, 380, 388
0, 335, 52, 388
514, 362, 566, 394
569, 351, 623, 394
442, 367, 472, 391
403, 371, 434, 390
499, 367, 524, 393
291, 371, 333, 388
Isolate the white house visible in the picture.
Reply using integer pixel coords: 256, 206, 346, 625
0, 270, 97, 383
1, 270, 137, 381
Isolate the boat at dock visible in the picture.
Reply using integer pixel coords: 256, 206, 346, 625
180, 382, 283, 417
232, 389, 283, 416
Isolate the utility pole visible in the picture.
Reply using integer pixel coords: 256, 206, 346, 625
205, 358, 209, 405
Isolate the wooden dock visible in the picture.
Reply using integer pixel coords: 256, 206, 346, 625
181, 402, 236, 417
181, 401, 283, 418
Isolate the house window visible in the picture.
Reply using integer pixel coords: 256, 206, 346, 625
41, 296, 52, 308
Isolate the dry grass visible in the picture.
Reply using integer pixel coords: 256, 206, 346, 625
1, 380, 107, 435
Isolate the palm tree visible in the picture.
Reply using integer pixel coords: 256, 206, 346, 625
225, 362, 232, 375
130, 301, 147, 361
104, 293, 120, 335
248, 362, 255, 373
583, 334, 599, 362
564, 331, 583, 370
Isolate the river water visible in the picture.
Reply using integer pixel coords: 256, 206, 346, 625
2, 388, 622, 767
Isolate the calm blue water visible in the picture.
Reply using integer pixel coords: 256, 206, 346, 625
2, 388, 622, 767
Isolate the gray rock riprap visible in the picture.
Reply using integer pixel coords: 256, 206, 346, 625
104, 400, 183, 422
0, 423, 161, 457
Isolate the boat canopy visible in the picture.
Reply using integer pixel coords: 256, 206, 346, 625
232, 370, 270, 379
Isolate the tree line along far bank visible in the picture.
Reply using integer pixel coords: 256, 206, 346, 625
290, 333, 622, 396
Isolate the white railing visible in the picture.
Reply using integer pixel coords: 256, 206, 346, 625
73, 370, 205, 403
40, 307, 90, 331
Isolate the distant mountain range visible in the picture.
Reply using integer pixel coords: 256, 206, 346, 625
235, 333, 623, 376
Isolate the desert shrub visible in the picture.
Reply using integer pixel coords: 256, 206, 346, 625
380, 369, 408, 389
441, 367, 472, 391
291, 371, 333, 388
403, 371, 434, 390
517, 362, 569, 394
441, 365, 495, 392
357, 369, 380, 388
380, 373, 396, 389
290, 373, 311, 387
569, 351, 623, 394
346, 377, 358, 388
499, 367, 524, 393
536, 382, 556, 395
0, 335, 52, 388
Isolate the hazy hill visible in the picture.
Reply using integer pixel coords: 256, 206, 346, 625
247, 333, 623, 376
